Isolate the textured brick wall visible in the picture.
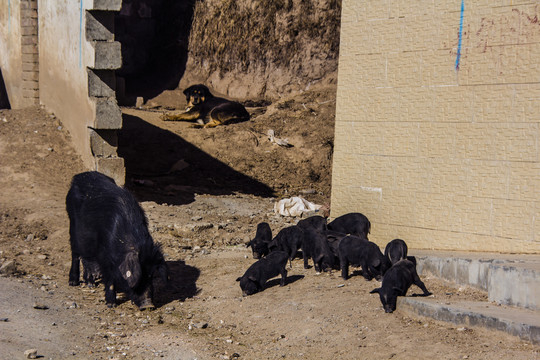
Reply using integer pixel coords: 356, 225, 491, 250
20, 0, 38, 104
331, 1, 540, 253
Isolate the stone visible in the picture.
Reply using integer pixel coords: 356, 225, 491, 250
0, 260, 17, 275
32, 303, 49, 310
24, 349, 38, 359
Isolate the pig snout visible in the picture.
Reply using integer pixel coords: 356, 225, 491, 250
138, 298, 155, 311
384, 307, 394, 313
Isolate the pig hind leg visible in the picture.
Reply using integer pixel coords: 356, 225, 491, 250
68, 252, 81, 286
302, 250, 311, 269
68, 220, 81, 286
279, 268, 288, 286
413, 273, 432, 296
340, 257, 350, 280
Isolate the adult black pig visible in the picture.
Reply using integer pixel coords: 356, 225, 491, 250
246, 222, 272, 259
66, 171, 167, 310
327, 212, 371, 239
236, 251, 289, 296
370, 259, 432, 313
268, 225, 304, 268
384, 238, 408, 265
338, 235, 390, 280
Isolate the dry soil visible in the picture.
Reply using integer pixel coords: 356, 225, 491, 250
0, 88, 538, 359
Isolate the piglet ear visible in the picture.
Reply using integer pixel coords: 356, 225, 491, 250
236, 277, 242, 282
246, 241, 252, 248
370, 288, 380, 294
371, 258, 381, 267
248, 275, 258, 282
119, 251, 141, 288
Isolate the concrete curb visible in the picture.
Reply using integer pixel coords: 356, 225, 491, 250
397, 297, 540, 345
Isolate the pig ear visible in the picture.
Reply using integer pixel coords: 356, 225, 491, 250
248, 275, 257, 282
370, 288, 380, 294
246, 241, 252, 248
371, 258, 381, 267
236, 276, 242, 282
119, 251, 141, 288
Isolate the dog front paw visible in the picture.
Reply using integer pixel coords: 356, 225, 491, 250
160, 113, 173, 121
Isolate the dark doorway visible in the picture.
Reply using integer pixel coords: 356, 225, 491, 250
0, 68, 11, 109
114, 0, 196, 104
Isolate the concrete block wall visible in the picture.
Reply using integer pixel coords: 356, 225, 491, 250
0, 0, 125, 185
38, 0, 124, 185
331, 1, 540, 253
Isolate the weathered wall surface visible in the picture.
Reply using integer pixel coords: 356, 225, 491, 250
0, 0, 38, 108
38, 0, 124, 184
331, 1, 540, 253
178, 0, 342, 100
1, 0, 125, 184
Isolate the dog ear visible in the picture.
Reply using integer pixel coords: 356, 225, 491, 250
199, 84, 210, 96
183, 86, 193, 96
370, 288, 380, 294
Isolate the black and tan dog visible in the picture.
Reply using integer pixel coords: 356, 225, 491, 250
161, 84, 250, 128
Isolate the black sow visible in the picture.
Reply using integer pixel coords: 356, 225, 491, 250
66, 171, 167, 310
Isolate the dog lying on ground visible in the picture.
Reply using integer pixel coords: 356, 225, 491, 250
161, 84, 250, 128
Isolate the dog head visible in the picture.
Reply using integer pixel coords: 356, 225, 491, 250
183, 84, 212, 107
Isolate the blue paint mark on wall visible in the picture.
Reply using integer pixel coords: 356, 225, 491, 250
455, 0, 464, 70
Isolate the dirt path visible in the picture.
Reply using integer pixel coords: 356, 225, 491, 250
0, 106, 538, 360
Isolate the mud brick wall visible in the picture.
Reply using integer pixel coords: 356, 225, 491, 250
331, 1, 540, 253
20, 0, 38, 104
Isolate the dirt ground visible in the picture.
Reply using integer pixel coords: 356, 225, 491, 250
0, 88, 539, 359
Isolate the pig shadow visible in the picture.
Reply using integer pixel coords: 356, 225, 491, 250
264, 274, 304, 290
153, 260, 200, 307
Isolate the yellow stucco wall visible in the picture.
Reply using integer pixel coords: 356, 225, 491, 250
331, 1, 540, 253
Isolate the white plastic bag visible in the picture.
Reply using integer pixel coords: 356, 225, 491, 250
274, 196, 322, 217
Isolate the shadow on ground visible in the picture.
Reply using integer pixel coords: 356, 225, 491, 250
154, 260, 200, 307
117, 114, 274, 205
265, 274, 305, 290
